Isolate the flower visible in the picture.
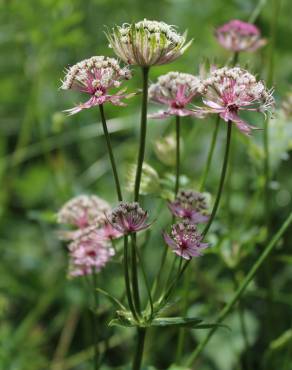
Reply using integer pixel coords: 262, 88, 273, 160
57, 194, 110, 229
108, 202, 151, 234
163, 221, 208, 259
148, 71, 205, 118
68, 228, 115, 277
168, 189, 209, 223
60, 56, 132, 115
106, 19, 192, 66
198, 67, 274, 135
215, 19, 267, 52
96, 220, 123, 240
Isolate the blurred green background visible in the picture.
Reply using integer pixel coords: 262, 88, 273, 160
1, 0, 292, 369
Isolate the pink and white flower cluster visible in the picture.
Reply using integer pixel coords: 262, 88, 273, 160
197, 67, 274, 135
215, 19, 266, 53
149, 67, 274, 135
148, 72, 204, 118
57, 195, 122, 277
61, 56, 132, 115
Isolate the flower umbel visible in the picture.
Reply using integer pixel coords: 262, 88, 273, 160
163, 221, 208, 259
106, 19, 192, 66
149, 71, 204, 118
168, 189, 209, 224
68, 228, 115, 277
61, 56, 132, 115
198, 67, 274, 135
108, 202, 151, 234
215, 19, 267, 53
57, 194, 110, 230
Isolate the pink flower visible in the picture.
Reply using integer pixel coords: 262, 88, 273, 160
68, 229, 115, 277
60, 56, 133, 115
108, 202, 152, 234
215, 19, 267, 52
168, 189, 209, 224
96, 220, 123, 240
57, 195, 111, 239
148, 72, 205, 118
198, 67, 274, 135
163, 222, 208, 260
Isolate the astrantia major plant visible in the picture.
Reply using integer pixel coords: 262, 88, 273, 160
56, 17, 276, 370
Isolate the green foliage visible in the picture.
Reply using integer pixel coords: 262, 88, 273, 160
1, 0, 292, 369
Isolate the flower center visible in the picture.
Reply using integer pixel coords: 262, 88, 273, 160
171, 101, 185, 109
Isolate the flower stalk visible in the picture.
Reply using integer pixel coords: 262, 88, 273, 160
199, 115, 220, 191
175, 115, 181, 195
99, 104, 123, 201
134, 67, 150, 202
203, 121, 232, 236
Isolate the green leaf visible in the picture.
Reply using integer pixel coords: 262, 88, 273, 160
108, 310, 136, 328
96, 288, 126, 310
151, 317, 203, 328
193, 322, 229, 330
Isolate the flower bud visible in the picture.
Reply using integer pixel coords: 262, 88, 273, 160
154, 134, 183, 166
126, 162, 160, 195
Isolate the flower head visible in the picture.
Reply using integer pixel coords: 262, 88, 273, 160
108, 202, 151, 234
198, 67, 274, 135
57, 195, 110, 229
68, 228, 115, 277
61, 56, 132, 115
106, 19, 192, 66
168, 189, 209, 223
148, 72, 204, 118
163, 221, 208, 259
215, 19, 266, 52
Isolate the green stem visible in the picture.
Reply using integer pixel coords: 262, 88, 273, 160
92, 274, 99, 370
175, 268, 191, 363
231, 273, 251, 370
203, 121, 232, 237
232, 51, 239, 65
135, 244, 154, 318
134, 67, 149, 202
123, 235, 139, 321
185, 210, 292, 366
199, 115, 220, 191
99, 104, 123, 201
130, 234, 141, 316
132, 328, 146, 370
175, 115, 181, 195
151, 244, 168, 299
248, 0, 267, 23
